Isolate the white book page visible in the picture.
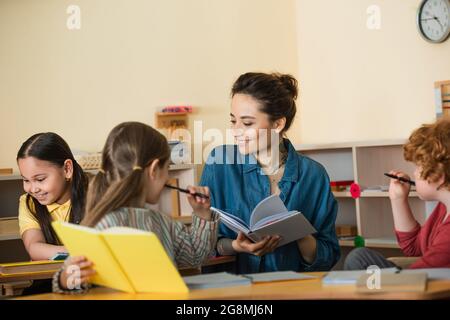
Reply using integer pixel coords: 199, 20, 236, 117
250, 195, 288, 228
252, 210, 298, 230
211, 207, 250, 234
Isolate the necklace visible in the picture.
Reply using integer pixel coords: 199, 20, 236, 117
260, 141, 288, 176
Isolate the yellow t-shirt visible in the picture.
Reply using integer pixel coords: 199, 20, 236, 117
18, 194, 72, 236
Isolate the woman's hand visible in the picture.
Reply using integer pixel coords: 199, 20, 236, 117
388, 170, 411, 201
59, 256, 95, 290
186, 185, 212, 220
232, 232, 281, 256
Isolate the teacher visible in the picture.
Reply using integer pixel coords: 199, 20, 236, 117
200, 72, 340, 274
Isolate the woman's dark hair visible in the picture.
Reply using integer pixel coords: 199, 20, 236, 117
17, 133, 88, 245
82, 122, 170, 227
231, 72, 298, 134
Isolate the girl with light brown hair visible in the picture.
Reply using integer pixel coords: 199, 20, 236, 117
53, 121, 219, 293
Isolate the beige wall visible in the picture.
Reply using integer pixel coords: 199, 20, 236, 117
1, 0, 450, 171
293, 0, 450, 144
0, 0, 299, 170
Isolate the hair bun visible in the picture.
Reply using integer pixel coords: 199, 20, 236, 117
276, 74, 298, 100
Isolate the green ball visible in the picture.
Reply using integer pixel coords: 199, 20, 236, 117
354, 235, 365, 248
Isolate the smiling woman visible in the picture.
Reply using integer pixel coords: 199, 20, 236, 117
200, 72, 340, 274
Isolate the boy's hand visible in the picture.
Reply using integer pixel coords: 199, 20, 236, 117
232, 232, 281, 256
388, 170, 411, 201
186, 185, 212, 220
59, 256, 95, 290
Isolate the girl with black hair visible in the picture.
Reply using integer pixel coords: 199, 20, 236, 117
17, 132, 88, 261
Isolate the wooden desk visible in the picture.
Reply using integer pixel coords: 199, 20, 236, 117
0, 261, 64, 297
1, 281, 32, 296
1, 257, 235, 297
0, 269, 61, 284
15, 272, 450, 300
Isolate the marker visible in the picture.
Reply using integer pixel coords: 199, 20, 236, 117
384, 173, 416, 186
164, 184, 210, 199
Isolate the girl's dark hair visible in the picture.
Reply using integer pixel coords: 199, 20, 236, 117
17, 133, 88, 245
82, 122, 170, 227
231, 72, 298, 134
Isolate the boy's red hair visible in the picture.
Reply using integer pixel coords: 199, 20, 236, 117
404, 118, 450, 190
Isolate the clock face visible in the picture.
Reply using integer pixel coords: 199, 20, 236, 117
417, 0, 450, 43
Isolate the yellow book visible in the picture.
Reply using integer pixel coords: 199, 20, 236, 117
52, 221, 189, 294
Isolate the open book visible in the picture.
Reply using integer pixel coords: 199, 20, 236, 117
211, 195, 316, 247
52, 221, 188, 294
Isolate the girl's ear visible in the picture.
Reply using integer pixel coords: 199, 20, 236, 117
63, 159, 74, 181
272, 117, 286, 134
147, 159, 160, 180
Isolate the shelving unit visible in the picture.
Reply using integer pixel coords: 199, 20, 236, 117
296, 140, 433, 250
0, 218, 20, 241
435, 80, 450, 118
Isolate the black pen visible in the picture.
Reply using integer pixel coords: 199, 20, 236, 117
384, 173, 416, 186
165, 184, 210, 199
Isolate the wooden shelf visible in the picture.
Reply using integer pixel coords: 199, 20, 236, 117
295, 139, 408, 152
333, 190, 419, 198
0, 218, 20, 241
156, 112, 188, 117
339, 237, 399, 249
359, 191, 419, 198
299, 140, 428, 254
332, 191, 352, 198
0, 175, 21, 181
338, 239, 355, 247
173, 216, 193, 224
169, 164, 195, 171
365, 238, 400, 248
0, 164, 196, 181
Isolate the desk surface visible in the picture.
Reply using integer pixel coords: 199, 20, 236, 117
16, 272, 450, 300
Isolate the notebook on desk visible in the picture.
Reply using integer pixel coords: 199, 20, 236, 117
243, 271, 317, 283
322, 268, 398, 285
183, 272, 251, 289
183, 271, 318, 289
402, 268, 450, 280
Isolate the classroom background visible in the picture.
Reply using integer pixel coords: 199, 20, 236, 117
1, 0, 450, 298
1, 0, 449, 170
